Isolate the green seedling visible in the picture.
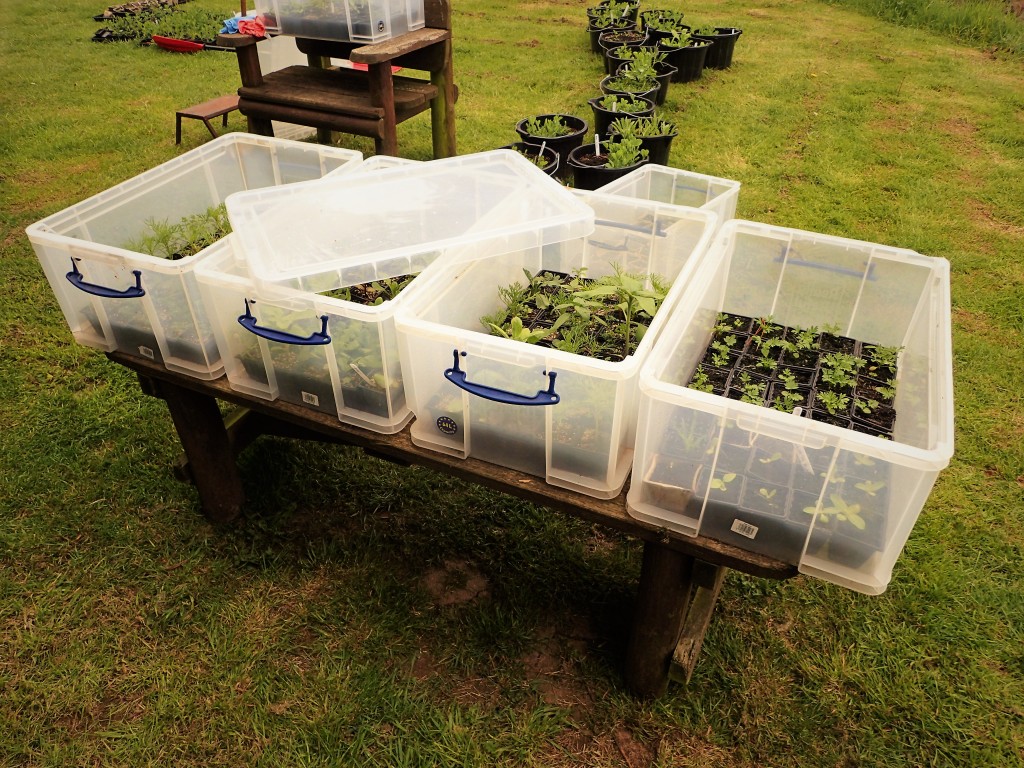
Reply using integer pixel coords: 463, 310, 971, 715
689, 368, 713, 393
855, 397, 880, 415
816, 390, 850, 416
488, 315, 553, 344
806, 493, 867, 530
855, 480, 886, 496
520, 115, 575, 138
710, 472, 737, 491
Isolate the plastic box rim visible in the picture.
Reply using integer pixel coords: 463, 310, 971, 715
25, 133, 364, 271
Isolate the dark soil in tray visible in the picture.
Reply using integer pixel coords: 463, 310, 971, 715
685, 312, 900, 440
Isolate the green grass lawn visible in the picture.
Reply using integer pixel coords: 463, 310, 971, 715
2, 0, 1023, 765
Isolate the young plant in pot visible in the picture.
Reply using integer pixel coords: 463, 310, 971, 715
608, 115, 677, 166
605, 42, 655, 76
600, 69, 661, 105
690, 24, 743, 69
499, 141, 560, 178
588, 0, 640, 24
514, 114, 588, 180
588, 93, 655, 138
613, 46, 676, 104
568, 135, 649, 191
658, 29, 711, 82
639, 9, 688, 43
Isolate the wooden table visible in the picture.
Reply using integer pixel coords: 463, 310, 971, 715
109, 352, 797, 699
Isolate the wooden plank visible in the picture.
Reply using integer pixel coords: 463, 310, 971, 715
348, 28, 451, 64
239, 66, 435, 117
110, 353, 798, 580
238, 100, 383, 138
669, 564, 728, 685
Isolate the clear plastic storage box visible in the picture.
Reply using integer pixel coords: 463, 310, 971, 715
196, 151, 594, 433
256, 0, 425, 43
597, 164, 740, 230
393, 191, 718, 499
26, 134, 362, 379
626, 220, 953, 594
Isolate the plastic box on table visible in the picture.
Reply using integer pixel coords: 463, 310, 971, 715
195, 151, 594, 433
393, 191, 718, 499
26, 134, 362, 379
597, 164, 740, 230
256, 0, 425, 43
626, 220, 953, 594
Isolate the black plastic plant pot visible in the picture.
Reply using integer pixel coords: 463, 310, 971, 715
567, 143, 649, 191
514, 114, 588, 180
588, 96, 655, 139
660, 40, 709, 82
693, 27, 742, 69
640, 18, 690, 45
598, 29, 648, 54
587, 20, 634, 54
499, 142, 560, 178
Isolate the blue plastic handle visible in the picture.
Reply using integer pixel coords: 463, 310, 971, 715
66, 259, 145, 299
444, 349, 560, 406
237, 300, 331, 346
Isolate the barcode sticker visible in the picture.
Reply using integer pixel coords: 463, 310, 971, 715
730, 519, 759, 539
138, 346, 155, 360
301, 391, 320, 407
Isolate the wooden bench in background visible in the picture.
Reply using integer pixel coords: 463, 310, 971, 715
218, 0, 456, 158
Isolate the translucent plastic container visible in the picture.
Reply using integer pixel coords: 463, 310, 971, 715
394, 191, 718, 499
626, 220, 953, 594
198, 151, 594, 433
597, 164, 740, 230
26, 134, 362, 379
257, 0, 426, 43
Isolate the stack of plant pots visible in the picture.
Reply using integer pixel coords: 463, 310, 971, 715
508, 3, 743, 188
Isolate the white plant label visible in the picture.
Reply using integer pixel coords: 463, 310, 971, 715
731, 519, 759, 539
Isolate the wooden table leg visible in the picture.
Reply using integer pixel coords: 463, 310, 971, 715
145, 377, 245, 525
671, 561, 727, 684
624, 541, 696, 699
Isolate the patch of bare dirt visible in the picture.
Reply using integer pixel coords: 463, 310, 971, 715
540, 725, 661, 768
613, 727, 658, 768
421, 559, 490, 606
965, 198, 1024, 237
409, 645, 502, 707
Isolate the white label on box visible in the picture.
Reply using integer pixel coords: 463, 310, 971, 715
301, 391, 320, 407
731, 519, 759, 539
138, 346, 155, 360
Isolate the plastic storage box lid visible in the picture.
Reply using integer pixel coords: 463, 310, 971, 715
225, 150, 595, 286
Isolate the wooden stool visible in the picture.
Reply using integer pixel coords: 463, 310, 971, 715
175, 94, 240, 144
